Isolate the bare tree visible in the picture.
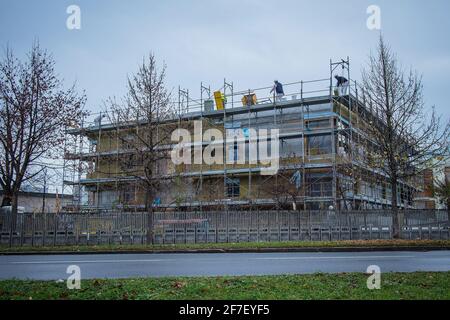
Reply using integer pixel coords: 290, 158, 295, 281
262, 173, 304, 210
361, 36, 450, 237
0, 43, 86, 217
105, 54, 175, 240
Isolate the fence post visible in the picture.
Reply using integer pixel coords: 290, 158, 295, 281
20, 214, 24, 247
444, 221, 450, 240
389, 215, 393, 239
141, 211, 144, 245
247, 211, 250, 242
65, 217, 69, 245
119, 214, 123, 245
43, 213, 47, 246
146, 211, 153, 245
215, 211, 219, 243
31, 213, 35, 247
8, 213, 13, 248
429, 222, 432, 240
349, 214, 352, 240
205, 211, 209, 244
191, 211, 195, 243
75, 216, 79, 245
130, 213, 134, 244
257, 209, 260, 242
308, 211, 312, 241
226, 208, 229, 243
53, 214, 58, 246
172, 212, 176, 244
298, 211, 301, 240
237, 210, 240, 243
318, 212, 322, 241
338, 211, 341, 241
288, 211, 291, 241
86, 213, 90, 245
438, 223, 441, 240
277, 211, 281, 242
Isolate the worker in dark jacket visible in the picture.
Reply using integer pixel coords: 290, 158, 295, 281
270, 80, 284, 102
334, 75, 349, 96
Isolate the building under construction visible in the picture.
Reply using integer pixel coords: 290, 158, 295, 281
61, 59, 422, 212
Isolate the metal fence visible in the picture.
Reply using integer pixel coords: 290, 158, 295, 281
0, 210, 448, 247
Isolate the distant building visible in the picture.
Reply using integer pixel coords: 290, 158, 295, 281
0, 189, 73, 213
414, 169, 436, 209
414, 165, 450, 210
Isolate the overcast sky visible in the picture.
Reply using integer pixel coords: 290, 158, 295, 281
1, 0, 449, 119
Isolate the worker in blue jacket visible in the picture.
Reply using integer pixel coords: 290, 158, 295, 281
270, 80, 284, 102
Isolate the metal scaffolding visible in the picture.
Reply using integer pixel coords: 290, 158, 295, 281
61, 59, 421, 213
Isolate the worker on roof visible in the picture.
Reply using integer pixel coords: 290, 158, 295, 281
270, 80, 284, 102
334, 75, 349, 96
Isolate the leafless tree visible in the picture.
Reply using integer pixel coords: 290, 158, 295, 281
262, 173, 304, 210
361, 36, 450, 237
105, 54, 175, 241
0, 43, 86, 218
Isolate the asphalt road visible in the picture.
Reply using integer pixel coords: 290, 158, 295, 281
0, 251, 449, 280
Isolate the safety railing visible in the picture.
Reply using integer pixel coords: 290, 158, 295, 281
69, 78, 336, 133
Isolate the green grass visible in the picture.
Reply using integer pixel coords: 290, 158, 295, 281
1, 239, 449, 253
0, 272, 449, 300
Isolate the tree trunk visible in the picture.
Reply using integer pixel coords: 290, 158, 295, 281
10, 193, 19, 233
144, 190, 154, 245
146, 206, 154, 245
391, 181, 401, 239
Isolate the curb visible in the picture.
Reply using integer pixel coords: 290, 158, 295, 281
1, 246, 449, 256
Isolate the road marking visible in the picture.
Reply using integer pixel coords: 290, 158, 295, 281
9, 259, 173, 265
253, 255, 416, 260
